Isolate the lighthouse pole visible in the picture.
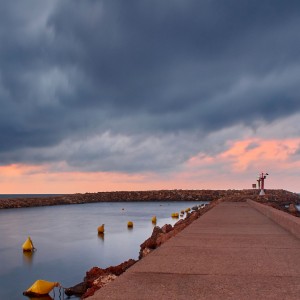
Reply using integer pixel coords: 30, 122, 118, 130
259, 172, 269, 196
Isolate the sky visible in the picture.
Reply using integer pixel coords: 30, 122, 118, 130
0, 0, 300, 193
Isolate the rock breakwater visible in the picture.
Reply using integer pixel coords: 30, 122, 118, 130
0, 189, 299, 210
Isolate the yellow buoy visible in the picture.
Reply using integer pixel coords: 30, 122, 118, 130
23, 280, 59, 296
151, 216, 157, 224
171, 212, 179, 218
127, 221, 133, 228
98, 224, 105, 234
22, 236, 35, 252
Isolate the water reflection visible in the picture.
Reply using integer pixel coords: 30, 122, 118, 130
23, 251, 35, 266
26, 295, 54, 300
97, 233, 105, 241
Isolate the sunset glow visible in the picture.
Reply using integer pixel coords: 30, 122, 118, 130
1, 136, 299, 193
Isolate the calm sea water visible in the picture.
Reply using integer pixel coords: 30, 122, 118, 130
0, 200, 207, 300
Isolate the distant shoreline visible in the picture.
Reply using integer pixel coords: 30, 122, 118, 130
0, 194, 65, 199
0, 189, 299, 210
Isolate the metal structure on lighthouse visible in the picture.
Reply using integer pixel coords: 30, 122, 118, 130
258, 172, 269, 196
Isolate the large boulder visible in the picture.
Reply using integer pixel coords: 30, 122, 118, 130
65, 259, 136, 298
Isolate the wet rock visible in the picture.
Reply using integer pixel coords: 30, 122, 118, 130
140, 247, 153, 258
288, 203, 297, 214
84, 259, 136, 283
65, 282, 87, 296
174, 219, 184, 227
139, 226, 163, 258
161, 224, 173, 233
65, 259, 136, 298
83, 274, 117, 298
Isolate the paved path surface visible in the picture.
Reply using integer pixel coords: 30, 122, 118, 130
89, 202, 300, 299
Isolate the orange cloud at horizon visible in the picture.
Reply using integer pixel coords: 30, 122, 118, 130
187, 138, 300, 169
219, 138, 300, 172
0, 164, 149, 194
0, 137, 300, 194
0, 162, 236, 194
0, 164, 196, 194
185, 137, 300, 192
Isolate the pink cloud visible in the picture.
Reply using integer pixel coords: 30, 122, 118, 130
220, 138, 300, 171
187, 138, 300, 171
184, 138, 300, 191
1, 138, 300, 193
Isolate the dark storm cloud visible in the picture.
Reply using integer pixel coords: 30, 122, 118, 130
1, 0, 300, 171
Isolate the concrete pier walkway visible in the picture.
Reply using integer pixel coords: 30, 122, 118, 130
89, 202, 300, 299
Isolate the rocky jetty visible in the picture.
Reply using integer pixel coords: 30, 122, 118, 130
0, 189, 299, 210
61, 189, 299, 298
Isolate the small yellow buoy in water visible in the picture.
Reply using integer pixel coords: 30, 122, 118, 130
171, 212, 179, 218
151, 216, 157, 224
98, 224, 105, 234
127, 221, 133, 228
22, 236, 35, 252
